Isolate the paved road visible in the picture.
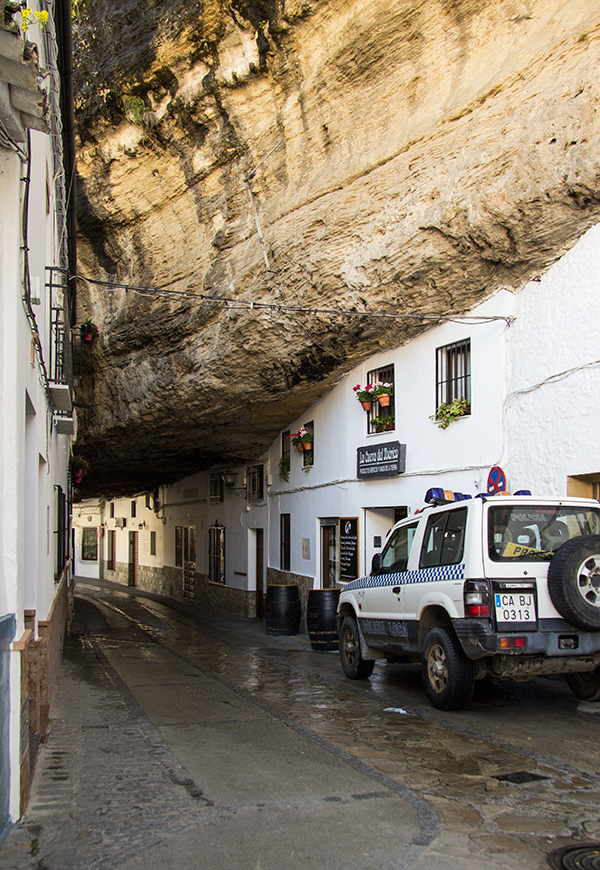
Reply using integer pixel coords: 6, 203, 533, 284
2, 579, 600, 870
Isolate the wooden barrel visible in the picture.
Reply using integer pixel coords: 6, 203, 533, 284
265, 585, 301, 635
307, 588, 341, 651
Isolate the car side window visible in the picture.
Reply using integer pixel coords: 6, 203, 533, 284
380, 522, 419, 573
420, 508, 467, 568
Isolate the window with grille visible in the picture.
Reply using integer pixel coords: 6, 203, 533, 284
246, 465, 264, 500
209, 473, 224, 503
367, 365, 395, 434
150, 531, 156, 556
436, 339, 471, 408
302, 421, 314, 469
81, 528, 98, 561
209, 524, 225, 584
175, 526, 183, 567
280, 514, 291, 571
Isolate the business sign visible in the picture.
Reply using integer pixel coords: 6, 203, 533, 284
339, 518, 359, 581
357, 441, 406, 480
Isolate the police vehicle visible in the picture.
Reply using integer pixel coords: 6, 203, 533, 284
337, 489, 600, 709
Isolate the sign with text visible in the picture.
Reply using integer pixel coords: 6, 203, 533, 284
357, 441, 406, 480
339, 517, 359, 581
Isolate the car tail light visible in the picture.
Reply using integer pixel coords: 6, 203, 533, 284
464, 580, 490, 617
499, 636, 527, 649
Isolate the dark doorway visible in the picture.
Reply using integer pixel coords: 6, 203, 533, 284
128, 531, 138, 586
256, 529, 264, 619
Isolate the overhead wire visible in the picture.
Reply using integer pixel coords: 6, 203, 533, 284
74, 274, 513, 325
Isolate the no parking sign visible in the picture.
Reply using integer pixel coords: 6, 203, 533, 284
487, 466, 507, 495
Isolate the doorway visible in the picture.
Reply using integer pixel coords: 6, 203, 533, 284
128, 531, 138, 586
255, 529, 264, 619
320, 519, 339, 589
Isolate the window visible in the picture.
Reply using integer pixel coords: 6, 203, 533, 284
209, 523, 225, 584
380, 522, 419, 573
420, 508, 467, 568
246, 465, 264, 500
109, 502, 114, 518
175, 526, 183, 567
209, 473, 224, 503
150, 531, 156, 556
81, 528, 98, 562
436, 339, 471, 408
131, 500, 137, 518
280, 431, 291, 481
280, 514, 291, 571
145, 493, 152, 509
367, 364, 395, 434
302, 421, 314, 469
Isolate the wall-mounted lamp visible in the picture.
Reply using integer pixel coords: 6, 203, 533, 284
222, 471, 238, 489
138, 521, 146, 530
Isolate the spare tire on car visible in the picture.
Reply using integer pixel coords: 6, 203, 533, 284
547, 535, 600, 630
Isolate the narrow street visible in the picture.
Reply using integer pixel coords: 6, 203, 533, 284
2, 579, 599, 870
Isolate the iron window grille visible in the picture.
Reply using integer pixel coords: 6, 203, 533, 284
303, 421, 314, 469
209, 523, 226, 584
209, 473, 224, 503
246, 465, 264, 500
436, 339, 471, 408
367, 365, 395, 434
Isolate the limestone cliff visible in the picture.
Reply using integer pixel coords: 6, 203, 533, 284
74, 0, 600, 495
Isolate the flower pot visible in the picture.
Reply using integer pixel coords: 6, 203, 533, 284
360, 401, 372, 411
377, 394, 391, 407
83, 333, 93, 342
296, 443, 305, 453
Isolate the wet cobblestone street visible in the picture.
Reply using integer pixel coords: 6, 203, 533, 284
1, 580, 599, 870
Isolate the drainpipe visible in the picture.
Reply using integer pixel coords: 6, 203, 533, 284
55, 0, 77, 325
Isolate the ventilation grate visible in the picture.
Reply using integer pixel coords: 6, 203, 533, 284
547, 844, 600, 869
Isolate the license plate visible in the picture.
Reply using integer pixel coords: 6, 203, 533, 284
494, 592, 536, 623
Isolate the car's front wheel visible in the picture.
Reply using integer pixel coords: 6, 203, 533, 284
421, 627, 474, 710
566, 667, 600, 701
339, 616, 375, 680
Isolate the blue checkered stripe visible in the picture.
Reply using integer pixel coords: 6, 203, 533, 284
343, 563, 466, 591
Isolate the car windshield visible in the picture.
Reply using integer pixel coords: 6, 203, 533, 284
488, 504, 600, 561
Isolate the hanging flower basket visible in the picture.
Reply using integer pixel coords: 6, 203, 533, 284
353, 383, 375, 411
372, 382, 393, 406
80, 318, 99, 343
288, 427, 313, 452
70, 455, 89, 484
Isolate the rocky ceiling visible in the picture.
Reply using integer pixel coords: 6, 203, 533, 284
73, 0, 600, 497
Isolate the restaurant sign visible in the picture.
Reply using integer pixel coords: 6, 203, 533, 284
357, 441, 406, 480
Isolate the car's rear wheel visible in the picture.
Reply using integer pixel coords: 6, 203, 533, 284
548, 535, 600, 630
339, 616, 375, 680
566, 667, 600, 701
421, 627, 474, 710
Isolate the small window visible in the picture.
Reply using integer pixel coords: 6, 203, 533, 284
175, 526, 183, 567
209, 473, 224, 503
380, 522, 419, 573
145, 493, 152, 509
436, 339, 471, 408
131, 500, 137, 518
109, 502, 115, 518
367, 365, 395, 434
81, 528, 98, 562
302, 421, 314, 469
280, 514, 290, 571
420, 508, 467, 568
209, 524, 225, 584
246, 465, 264, 500
150, 531, 156, 556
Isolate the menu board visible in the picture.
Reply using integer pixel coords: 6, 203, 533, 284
339, 517, 359, 581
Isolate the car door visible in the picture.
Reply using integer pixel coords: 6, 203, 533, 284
360, 520, 419, 649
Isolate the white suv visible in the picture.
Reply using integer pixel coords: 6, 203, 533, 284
337, 492, 600, 710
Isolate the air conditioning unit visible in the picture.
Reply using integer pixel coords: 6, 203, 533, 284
115, 518, 126, 528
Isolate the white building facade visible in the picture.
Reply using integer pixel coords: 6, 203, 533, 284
0, 0, 75, 834
74, 223, 600, 631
